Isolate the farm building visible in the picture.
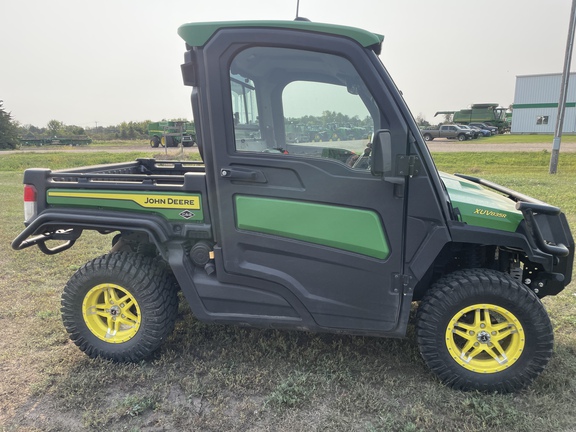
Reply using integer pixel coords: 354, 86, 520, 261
512, 72, 576, 134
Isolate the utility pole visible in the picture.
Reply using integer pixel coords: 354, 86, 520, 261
550, 0, 576, 174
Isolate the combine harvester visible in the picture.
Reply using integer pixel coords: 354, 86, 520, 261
435, 103, 510, 133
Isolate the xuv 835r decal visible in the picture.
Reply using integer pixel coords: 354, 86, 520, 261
47, 190, 204, 221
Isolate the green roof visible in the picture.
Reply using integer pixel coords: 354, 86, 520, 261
177, 20, 384, 49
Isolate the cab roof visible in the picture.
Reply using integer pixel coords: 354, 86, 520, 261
177, 20, 384, 52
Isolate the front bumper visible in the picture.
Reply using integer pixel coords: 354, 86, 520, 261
455, 173, 574, 296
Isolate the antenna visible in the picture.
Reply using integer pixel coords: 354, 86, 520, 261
294, 0, 310, 21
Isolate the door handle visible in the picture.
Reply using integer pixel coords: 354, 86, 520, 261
220, 168, 266, 183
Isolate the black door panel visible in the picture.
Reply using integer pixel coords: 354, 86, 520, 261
197, 31, 412, 332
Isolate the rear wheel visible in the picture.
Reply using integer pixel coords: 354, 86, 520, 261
161, 136, 176, 147
423, 134, 433, 141
416, 269, 553, 392
61, 252, 178, 362
150, 136, 160, 148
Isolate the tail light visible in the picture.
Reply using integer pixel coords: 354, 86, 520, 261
23, 184, 37, 222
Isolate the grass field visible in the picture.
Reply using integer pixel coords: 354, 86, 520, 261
1, 150, 575, 431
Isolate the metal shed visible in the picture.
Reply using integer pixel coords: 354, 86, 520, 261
512, 73, 576, 134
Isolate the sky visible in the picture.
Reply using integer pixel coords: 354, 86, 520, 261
1, 0, 574, 129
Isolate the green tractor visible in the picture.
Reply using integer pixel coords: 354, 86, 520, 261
148, 121, 196, 148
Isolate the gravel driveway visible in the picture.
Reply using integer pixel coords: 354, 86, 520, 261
0, 144, 200, 155
2, 141, 576, 155
425, 140, 576, 152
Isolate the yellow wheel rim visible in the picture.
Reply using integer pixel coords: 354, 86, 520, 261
82, 283, 141, 343
445, 304, 525, 373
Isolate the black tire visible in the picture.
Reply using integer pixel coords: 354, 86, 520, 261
150, 136, 160, 148
61, 252, 178, 362
162, 136, 176, 147
416, 269, 553, 393
457, 134, 466, 141
423, 134, 433, 141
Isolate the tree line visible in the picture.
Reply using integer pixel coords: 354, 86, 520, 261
0, 100, 193, 149
19, 120, 156, 142
0, 101, 19, 149
288, 110, 372, 128
1, 99, 434, 150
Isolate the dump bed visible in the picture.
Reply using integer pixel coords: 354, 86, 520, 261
22, 158, 206, 212
12, 158, 211, 255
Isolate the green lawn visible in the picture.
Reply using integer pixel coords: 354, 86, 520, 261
0, 152, 150, 171
1, 151, 575, 431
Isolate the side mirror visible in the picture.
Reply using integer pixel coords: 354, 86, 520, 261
370, 129, 392, 177
371, 129, 418, 184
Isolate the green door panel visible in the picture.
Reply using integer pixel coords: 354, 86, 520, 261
235, 195, 389, 259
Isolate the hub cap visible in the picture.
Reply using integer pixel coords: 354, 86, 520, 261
445, 304, 525, 373
82, 283, 141, 343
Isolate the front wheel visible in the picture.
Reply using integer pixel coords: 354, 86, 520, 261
416, 269, 553, 392
457, 134, 466, 141
61, 252, 178, 362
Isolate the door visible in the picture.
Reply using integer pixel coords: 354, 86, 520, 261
203, 37, 409, 332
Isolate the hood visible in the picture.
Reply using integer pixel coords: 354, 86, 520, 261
439, 172, 523, 232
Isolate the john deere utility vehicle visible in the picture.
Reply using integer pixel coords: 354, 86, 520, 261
13, 19, 573, 393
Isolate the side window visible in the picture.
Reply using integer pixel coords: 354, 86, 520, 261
283, 81, 373, 169
229, 47, 379, 169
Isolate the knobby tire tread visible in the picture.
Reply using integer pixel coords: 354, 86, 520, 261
416, 269, 553, 393
61, 252, 179, 362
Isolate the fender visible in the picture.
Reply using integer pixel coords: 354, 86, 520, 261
11, 208, 201, 259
